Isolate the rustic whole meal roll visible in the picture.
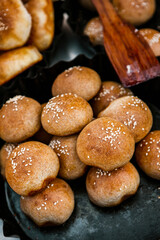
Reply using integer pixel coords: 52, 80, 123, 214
41, 93, 93, 136
52, 66, 102, 101
0, 0, 32, 51
0, 95, 42, 142
49, 135, 87, 180
98, 96, 153, 143
77, 117, 135, 171
90, 81, 133, 116
135, 130, 160, 180
0, 143, 18, 178
5, 141, 60, 196
20, 178, 75, 226
86, 163, 140, 207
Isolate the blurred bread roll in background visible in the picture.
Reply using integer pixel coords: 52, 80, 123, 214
139, 28, 160, 57
113, 0, 156, 26
0, 0, 31, 51
25, 0, 54, 51
0, 45, 43, 85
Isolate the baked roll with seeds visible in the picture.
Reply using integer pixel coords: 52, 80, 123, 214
5, 141, 59, 196
49, 135, 87, 180
98, 96, 153, 143
52, 66, 102, 101
0, 143, 18, 178
86, 163, 140, 207
41, 93, 93, 136
77, 117, 135, 171
20, 178, 74, 226
135, 131, 160, 180
25, 0, 54, 51
139, 28, 160, 57
90, 81, 133, 116
0, 0, 31, 51
0, 95, 42, 142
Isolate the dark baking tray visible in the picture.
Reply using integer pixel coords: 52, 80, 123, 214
1, 1, 160, 239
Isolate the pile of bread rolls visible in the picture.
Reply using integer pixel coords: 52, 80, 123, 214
0, 0, 55, 85
0, 65, 158, 227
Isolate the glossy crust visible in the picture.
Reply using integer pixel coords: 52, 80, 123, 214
0, 143, 18, 178
86, 163, 140, 207
0, 0, 31, 50
77, 117, 135, 171
90, 81, 133, 116
98, 96, 153, 143
84, 17, 103, 46
0, 95, 42, 142
49, 135, 87, 180
5, 141, 60, 196
135, 130, 160, 180
113, 0, 156, 26
41, 93, 93, 136
52, 66, 102, 101
0, 46, 43, 85
139, 28, 160, 57
25, 0, 54, 51
20, 178, 74, 226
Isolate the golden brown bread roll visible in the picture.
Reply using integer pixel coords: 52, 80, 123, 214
90, 81, 133, 116
84, 17, 103, 46
139, 28, 160, 57
49, 135, 87, 180
113, 0, 156, 26
5, 141, 60, 196
0, 143, 18, 178
135, 130, 160, 180
0, 0, 31, 51
20, 178, 74, 226
0, 45, 43, 85
98, 96, 153, 143
77, 117, 135, 171
52, 66, 102, 101
86, 163, 140, 207
25, 0, 54, 51
41, 93, 93, 136
0, 95, 42, 142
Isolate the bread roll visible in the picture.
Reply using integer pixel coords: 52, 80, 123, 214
0, 0, 31, 50
25, 0, 54, 51
0, 143, 18, 178
49, 135, 87, 180
86, 163, 140, 207
5, 141, 60, 196
135, 130, 160, 180
84, 17, 103, 46
113, 0, 155, 26
77, 117, 135, 171
52, 66, 102, 101
91, 81, 133, 116
0, 46, 43, 85
98, 96, 153, 143
20, 178, 74, 226
0, 95, 42, 142
41, 93, 93, 136
139, 28, 160, 57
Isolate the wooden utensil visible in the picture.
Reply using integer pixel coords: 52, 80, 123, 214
91, 0, 160, 87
